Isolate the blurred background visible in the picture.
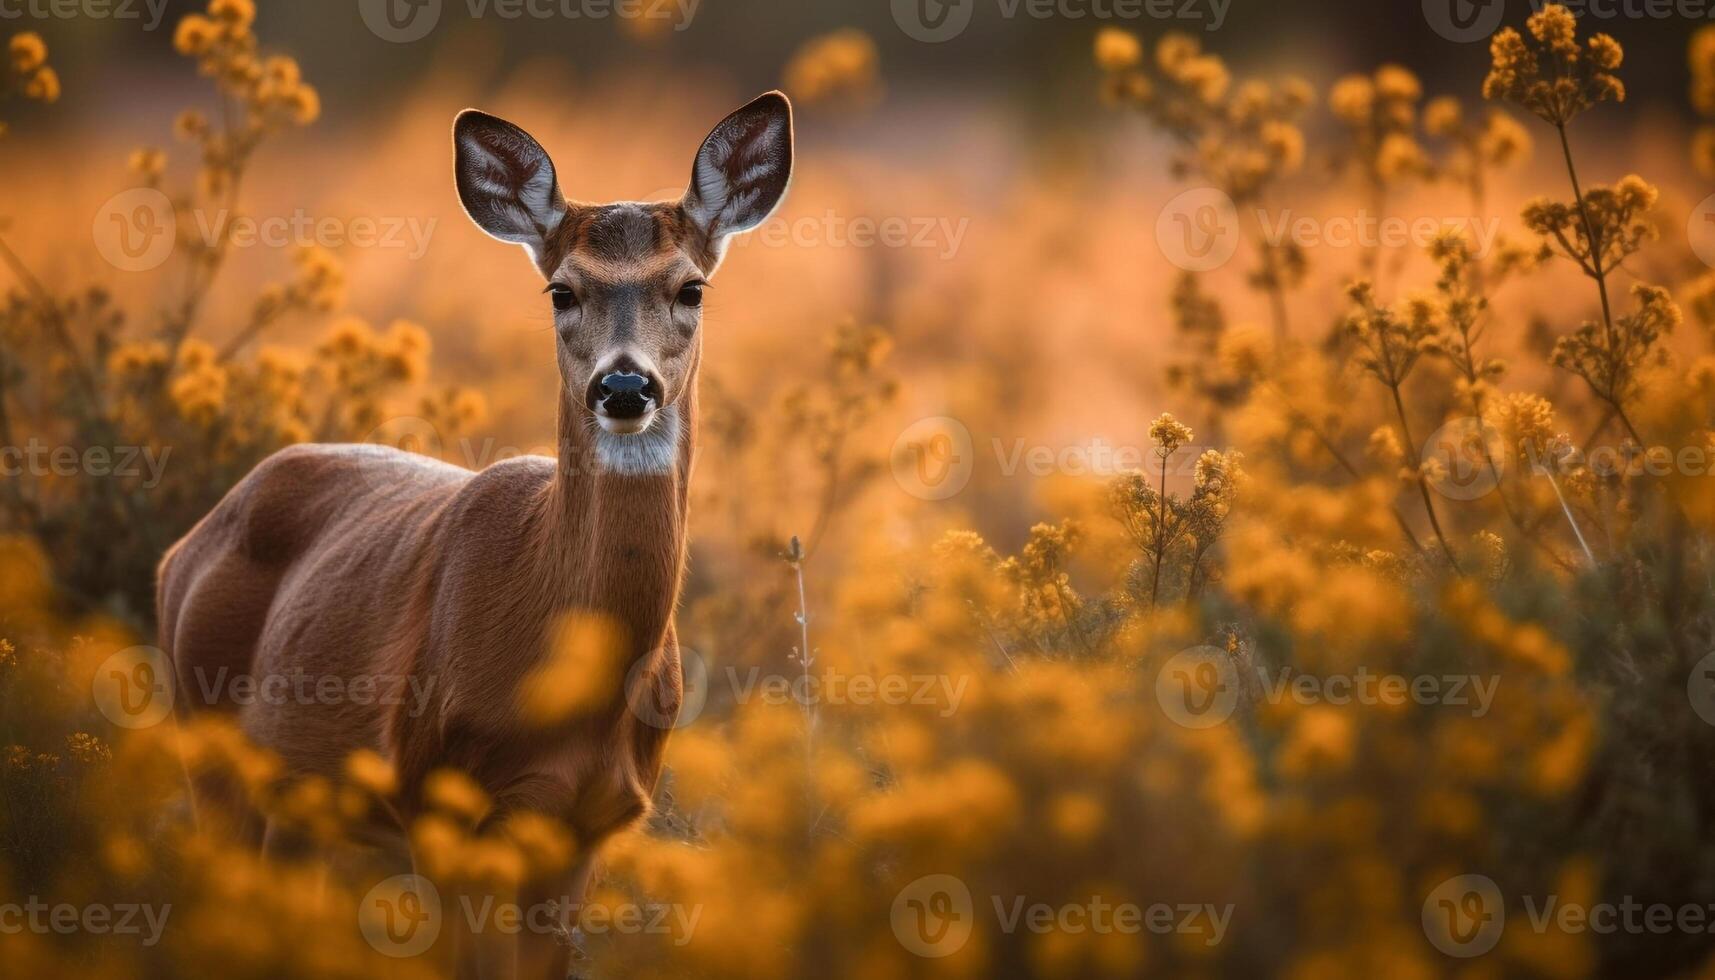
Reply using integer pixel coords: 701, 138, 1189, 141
5, 1, 1715, 976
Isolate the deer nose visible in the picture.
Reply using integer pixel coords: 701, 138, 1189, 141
594, 371, 659, 420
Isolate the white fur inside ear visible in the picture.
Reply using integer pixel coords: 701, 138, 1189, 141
688, 113, 788, 237
457, 125, 563, 249
594, 404, 682, 476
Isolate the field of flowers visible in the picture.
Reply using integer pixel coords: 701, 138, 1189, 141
5, 0, 1715, 977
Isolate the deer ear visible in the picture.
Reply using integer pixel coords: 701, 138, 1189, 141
453, 109, 566, 265
683, 91, 794, 249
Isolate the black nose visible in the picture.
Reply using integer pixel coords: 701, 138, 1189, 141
596, 371, 658, 420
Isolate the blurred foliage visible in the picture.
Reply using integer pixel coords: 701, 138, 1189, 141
5, 3, 1715, 979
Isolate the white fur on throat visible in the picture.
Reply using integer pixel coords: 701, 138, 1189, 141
594, 403, 681, 476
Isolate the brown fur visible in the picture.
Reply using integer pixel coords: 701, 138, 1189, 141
157, 93, 792, 979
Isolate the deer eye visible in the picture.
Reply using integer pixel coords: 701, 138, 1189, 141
676, 282, 705, 308
547, 284, 577, 312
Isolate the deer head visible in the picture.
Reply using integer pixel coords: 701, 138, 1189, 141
452, 92, 794, 470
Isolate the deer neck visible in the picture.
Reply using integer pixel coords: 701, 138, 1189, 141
533, 370, 696, 655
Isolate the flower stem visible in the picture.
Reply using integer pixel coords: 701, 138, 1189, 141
1390, 383, 1463, 574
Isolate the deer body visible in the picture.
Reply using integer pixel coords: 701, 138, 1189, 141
156, 93, 793, 978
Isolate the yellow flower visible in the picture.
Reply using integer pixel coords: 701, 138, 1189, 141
128, 147, 167, 180
1094, 28, 1142, 72
173, 14, 218, 55
9, 32, 47, 73
1148, 412, 1193, 452
423, 768, 491, 824
173, 109, 208, 141
209, 0, 256, 29
345, 748, 397, 796
1694, 26, 1715, 115
1484, 3, 1624, 124
1423, 96, 1462, 137
286, 83, 320, 125
23, 66, 59, 103
1328, 75, 1374, 125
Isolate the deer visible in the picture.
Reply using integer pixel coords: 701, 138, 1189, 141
155, 91, 794, 977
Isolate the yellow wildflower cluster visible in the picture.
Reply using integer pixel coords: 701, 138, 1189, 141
7, 4, 1715, 979
172, 0, 319, 198
1484, 2, 1624, 126
1330, 65, 1430, 186
1095, 27, 1309, 204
